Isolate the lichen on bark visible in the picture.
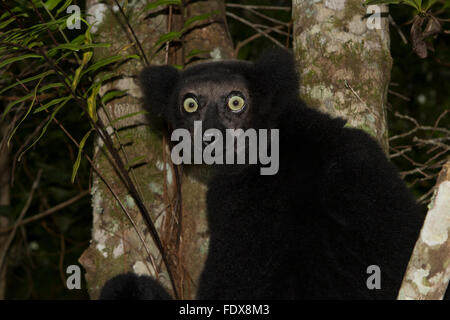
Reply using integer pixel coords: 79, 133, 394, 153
292, 0, 392, 150
398, 161, 450, 300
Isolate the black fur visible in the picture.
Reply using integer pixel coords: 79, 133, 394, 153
100, 48, 425, 299
100, 273, 171, 300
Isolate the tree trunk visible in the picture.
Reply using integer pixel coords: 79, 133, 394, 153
79, 0, 233, 299
398, 160, 450, 300
292, 0, 391, 150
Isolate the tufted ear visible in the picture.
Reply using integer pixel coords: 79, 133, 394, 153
138, 65, 179, 120
254, 48, 299, 100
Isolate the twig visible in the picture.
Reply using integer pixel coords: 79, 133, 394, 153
226, 12, 284, 48
389, 146, 412, 158
0, 170, 42, 275
11, 114, 51, 186
0, 191, 89, 233
234, 25, 284, 57
389, 14, 408, 45
255, 23, 291, 37
434, 109, 449, 129
245, 7, 290, 27
226, 3, 291, 11
388, 89, 411, 101
113, 0, 150, 66
390, 112, 450, 141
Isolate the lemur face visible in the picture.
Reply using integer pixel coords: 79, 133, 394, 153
139, 49, 299, 174
173, 70, 253, 137
139, 49, 299, 135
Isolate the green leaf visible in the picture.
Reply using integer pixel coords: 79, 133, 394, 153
126, 155, 146, 169
44, 0, 64, 11
87, 84, 100, 122
33, 96, 71, 113
71, 51, 92, 91
145, 0, 181, 11
3, 92, 35, 118
71, 130, 92, 183
18, 99, 69, 161
101, 90, 127, 104
183, 11, 219, 29
424, 0, 437, 9
47, 43, 110, 56
109, 111, 148, 125
403, 0, 421, 9
28, 41, 44, 48
154, 31, 182, 47
69, 34, 85, 45
0, 70, 54, 95
0, 17, 15, 29
86, 72, 115, 94
39, 82, 65, 91
56, 0, 73, 17
0, 11, 11, 21
71, 66, 83, 91
7, 83, 41, 147
81, 54, 139, 75
84, 24, 92, 45
186, 49, 210, 59
54, 51, 73, 64
0, 54, 42, 69
3, 83, 63, 117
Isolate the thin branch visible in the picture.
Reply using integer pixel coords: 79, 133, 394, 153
245, 7, 290, 27
113, 0, 150, 66
11, 114, 51, 186
234, 25, 284, 57
389, 14, 408, 44
388, 89, 411, 101
226, 12, 284, 48
0, 191, 89, 234
0, 170, 42, 275
226, 3, 291, 11
255, 23, 291, 37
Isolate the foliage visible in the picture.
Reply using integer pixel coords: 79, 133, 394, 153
364, 0, 442, 12
0, 0, 232, 299
364, 0, 449, 58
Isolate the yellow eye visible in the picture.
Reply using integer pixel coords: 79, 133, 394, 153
227, 95, 245, 112
183, 97, 198, 113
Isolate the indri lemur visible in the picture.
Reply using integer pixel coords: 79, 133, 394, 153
100, 48, 424, 299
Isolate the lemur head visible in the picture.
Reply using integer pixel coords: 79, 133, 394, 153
139, 48, 299, 135
139, 48, 299, 176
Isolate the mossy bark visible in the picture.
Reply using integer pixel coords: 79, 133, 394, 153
398, 161, 450, 300
292, 0, 391, 150
79, 0, 232, 299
